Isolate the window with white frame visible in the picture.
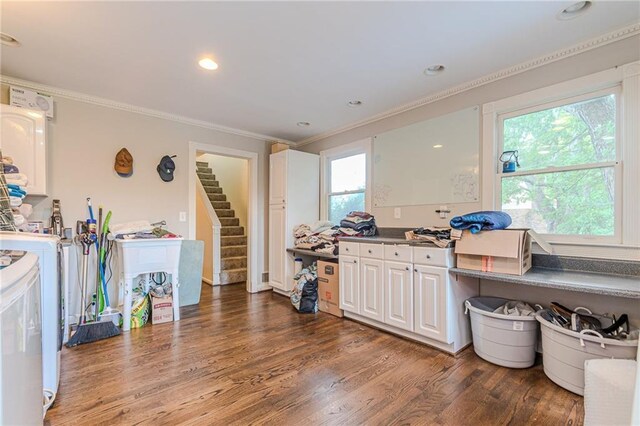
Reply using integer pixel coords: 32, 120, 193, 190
497, 88, 621, 242
321, 139, 371, 223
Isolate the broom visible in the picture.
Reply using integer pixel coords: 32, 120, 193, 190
66, 231, 120, 347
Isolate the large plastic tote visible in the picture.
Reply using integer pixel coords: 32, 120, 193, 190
465, 297, 539, 368
536, 309, 638, 395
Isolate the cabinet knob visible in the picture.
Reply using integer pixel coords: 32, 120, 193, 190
414, 269, 418, 272
394, 252, 399, 256
353, 260, 357, 264
282, 206, 285, 209
426, 254, 431, 259
368, 249, 372, 254
405, 266, 410, 271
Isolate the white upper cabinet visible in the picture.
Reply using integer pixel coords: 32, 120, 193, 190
269, 151, 287, 205
0, 105, 47, 195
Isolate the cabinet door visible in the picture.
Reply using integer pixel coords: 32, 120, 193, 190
413, 265, 449, 343
384, 261, 414, 331
268, 204, 286, 290
339, 255, 359, 313
0, 105, 47, 195
360, 258, 384, 322
269, 152, 287, 205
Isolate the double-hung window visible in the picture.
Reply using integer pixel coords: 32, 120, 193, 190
497, 88, 621, 243
320, 139, 371, 223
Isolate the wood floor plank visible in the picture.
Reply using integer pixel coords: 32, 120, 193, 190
46, 284, 584, 425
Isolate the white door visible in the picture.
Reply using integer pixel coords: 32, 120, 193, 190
414, 265, 450, 343
339, 255, 359, 313
269, 152, 287, 205
384, 261, 413, 331
268, 204, 286, 290
360, 258, 384, 322
0, 105, 47, 195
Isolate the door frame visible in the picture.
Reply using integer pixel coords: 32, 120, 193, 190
188, 141, 260, 293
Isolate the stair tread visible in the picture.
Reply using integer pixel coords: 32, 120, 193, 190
221, 268, 247, 273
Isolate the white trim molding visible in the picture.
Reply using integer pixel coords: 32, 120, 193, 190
196, 178, 222, 286
296, 22, 640, 147
188, 141, 262, 293
0, 74, 295, 145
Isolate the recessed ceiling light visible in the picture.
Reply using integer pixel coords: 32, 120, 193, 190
347, 100, 363, 107
557, 1, 592, 20
424, 64, 445, 76
433, 144, 443, 149
297, 121, 311, 127
0, 32, 20, 47
198, 57, 218, 70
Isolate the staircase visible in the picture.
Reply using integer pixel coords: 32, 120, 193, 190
196, 161, 247, 285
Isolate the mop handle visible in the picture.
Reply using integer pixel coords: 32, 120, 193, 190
87, 197, 95, 221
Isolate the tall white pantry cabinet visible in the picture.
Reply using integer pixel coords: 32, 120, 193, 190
268, 150, 319, 294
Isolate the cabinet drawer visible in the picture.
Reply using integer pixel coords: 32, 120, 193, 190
340, 242, 360, 256
360, 243, 384, 259
384, 245, 413, 263
412, 247, 453, 267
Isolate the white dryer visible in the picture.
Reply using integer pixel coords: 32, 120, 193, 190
0, 232, 63, 411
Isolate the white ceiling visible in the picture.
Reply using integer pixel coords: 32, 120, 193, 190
1, 1, 639, 142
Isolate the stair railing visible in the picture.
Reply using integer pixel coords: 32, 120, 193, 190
196, 178, 222, 285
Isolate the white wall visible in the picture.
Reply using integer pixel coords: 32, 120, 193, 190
300, 35, 640, 229
0, 83, 271, 277
196, 188, 213, 282
196, 153, 248, 230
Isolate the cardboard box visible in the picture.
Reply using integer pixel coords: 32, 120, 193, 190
455, 229, 538, 275
317, 260, 343, 318
271, 142, 290, 154
151, 295, 174, 324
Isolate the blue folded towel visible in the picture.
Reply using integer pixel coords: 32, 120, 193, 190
449, 211, 512, 234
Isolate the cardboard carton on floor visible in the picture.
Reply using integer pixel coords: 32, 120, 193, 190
151, 295, 174, 324
454, 229, 551, 276
317, 260, 343, 318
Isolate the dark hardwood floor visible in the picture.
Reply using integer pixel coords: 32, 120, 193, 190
46, 284, 583, 425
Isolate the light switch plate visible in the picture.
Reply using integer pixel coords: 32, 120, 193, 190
394, 207, 401, 219
179, 211, 187, 222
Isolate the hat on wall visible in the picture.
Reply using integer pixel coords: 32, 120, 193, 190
157, 155, 176, 182
114, 148, 133, 177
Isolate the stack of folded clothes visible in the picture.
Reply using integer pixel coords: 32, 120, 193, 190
339, 211, 376, 237
294, 221, 341, 255
405, 227, 459, 248
2, 155, 33, 229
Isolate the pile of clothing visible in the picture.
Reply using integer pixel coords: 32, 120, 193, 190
1, 153, 33, 230
111, 220, 180, 239
294, 221, 340, 255
405, 227, 459, 248
290, 262, 318, 314
339, 211, 376, 237
449, 210, 512, 234
541, 302, 636, 340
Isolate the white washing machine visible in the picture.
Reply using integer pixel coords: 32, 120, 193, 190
0, 251, 43, 425
0, 232, 63, 412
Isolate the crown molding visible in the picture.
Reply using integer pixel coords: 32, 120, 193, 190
0, 74, 295, 145
295, 22, 640, 147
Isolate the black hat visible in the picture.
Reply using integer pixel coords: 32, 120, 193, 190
157, 155, 176, 182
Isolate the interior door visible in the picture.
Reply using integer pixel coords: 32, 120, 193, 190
360, 258, 384, 322
384, 261, 413, 331
269, 152, 287, 205
268, 204, 286, 290
414, 265, 449, 343
0, 105, 47, 195
339, 255, 359, 313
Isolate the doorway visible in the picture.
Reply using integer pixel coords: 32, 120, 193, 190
188, 142, 260, 293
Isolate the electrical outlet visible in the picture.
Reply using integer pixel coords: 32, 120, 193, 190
394, 207, 401, 219
179, 211, 187, 222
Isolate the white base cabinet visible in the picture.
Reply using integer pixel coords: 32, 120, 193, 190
339, 242, 478, 354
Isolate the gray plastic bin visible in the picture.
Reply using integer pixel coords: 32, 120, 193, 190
465, 297, 539, 368
536, 310, 638, 395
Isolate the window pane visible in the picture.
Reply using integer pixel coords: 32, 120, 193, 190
503, 94, 616, 172
501, 167, 614, 236
331, 154, 366, 192
329, 192, 365, 224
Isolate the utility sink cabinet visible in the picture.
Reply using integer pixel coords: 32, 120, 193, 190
339, 241, 479, 354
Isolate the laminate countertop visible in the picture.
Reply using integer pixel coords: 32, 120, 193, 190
450, 267, 640, 299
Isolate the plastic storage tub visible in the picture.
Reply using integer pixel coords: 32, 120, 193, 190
536, 310, 638, 395
465, 297, 539, 368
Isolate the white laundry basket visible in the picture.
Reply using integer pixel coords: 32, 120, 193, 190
465, 297, 539, 368
536, 310, 638, 396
